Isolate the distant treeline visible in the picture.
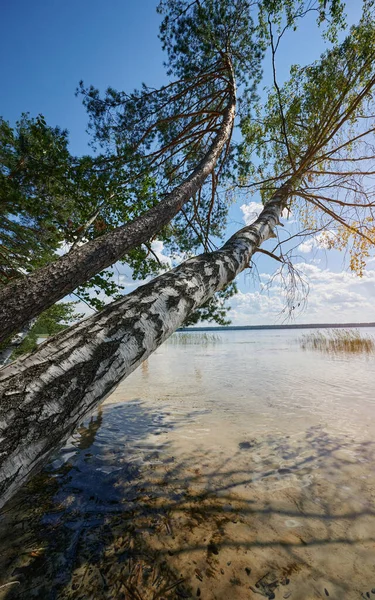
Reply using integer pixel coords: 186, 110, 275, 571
179, 323, 375, 332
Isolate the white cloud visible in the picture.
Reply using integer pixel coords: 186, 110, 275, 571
150, 241, 192, 269
62, 233, 374, 327
298, 231, 336, 253
150, 240, 173, 267
240, 202, 264, 225
240, 202, 293, 226
228, 262, 375, 325
298, 239, 315, 253
56, 241, 72, 257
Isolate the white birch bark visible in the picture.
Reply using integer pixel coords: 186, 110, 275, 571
0, 185, 289, 509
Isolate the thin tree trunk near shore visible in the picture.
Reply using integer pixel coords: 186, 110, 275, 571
0, 319, 36, 367
0, 185, 289, 509
0, 90, 236, 344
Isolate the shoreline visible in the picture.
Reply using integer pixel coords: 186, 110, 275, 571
179, 322, 375, 332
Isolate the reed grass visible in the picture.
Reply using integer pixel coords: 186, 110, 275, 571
300, 329, 375, 355
167, 332, 221, 345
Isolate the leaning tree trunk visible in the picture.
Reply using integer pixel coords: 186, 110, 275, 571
0, 85, 236, 344
0, 185, 289, 509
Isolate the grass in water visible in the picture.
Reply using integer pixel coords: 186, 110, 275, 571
300, 329, 375, 355
167, 332, 221, 345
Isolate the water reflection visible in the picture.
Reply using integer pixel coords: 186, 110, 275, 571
1, 329, 375, 599
76, 408, 103, 451
1, 417, 375, 598
0, 401, 210, 599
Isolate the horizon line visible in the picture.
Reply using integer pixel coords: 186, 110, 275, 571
179, 322, 375, 331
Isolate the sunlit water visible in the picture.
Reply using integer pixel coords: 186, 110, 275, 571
1, 329, 375, 600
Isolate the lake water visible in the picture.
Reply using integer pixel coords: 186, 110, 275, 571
1, 328, 375, 599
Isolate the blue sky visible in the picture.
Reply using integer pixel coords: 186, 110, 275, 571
1, 1, 374, 325
1, 0, 165, 154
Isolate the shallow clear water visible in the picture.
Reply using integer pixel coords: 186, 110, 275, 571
116, 328, 375, 439
1, 328, 375, 600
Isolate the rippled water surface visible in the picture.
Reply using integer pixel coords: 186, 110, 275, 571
1, 328, 375, 600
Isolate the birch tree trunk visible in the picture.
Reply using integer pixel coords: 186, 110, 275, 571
0, 185, 289, 509
0, 88, 236, 344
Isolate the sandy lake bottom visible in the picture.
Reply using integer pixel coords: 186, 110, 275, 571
1, 329, 375, 600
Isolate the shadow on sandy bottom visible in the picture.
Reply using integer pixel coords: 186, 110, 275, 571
1, 401, 375, 600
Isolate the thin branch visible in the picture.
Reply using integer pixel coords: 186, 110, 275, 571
255, 247, 284, 263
